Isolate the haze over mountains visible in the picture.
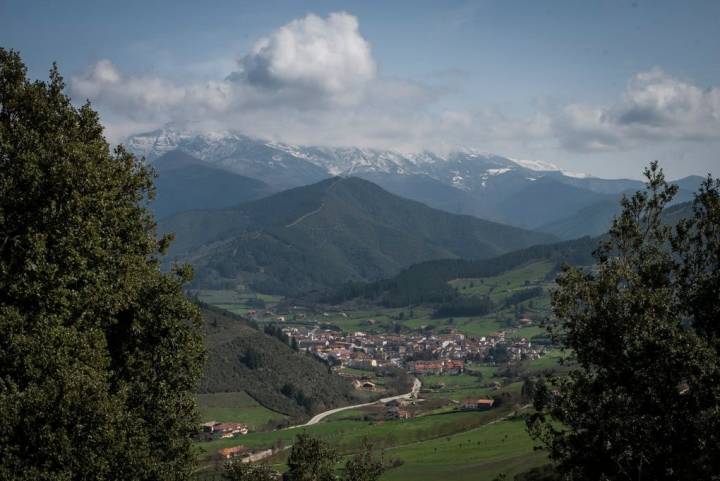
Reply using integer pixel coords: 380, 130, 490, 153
131, 128, 704, 238
127, 128, 707, 296
151, 150, 277, 219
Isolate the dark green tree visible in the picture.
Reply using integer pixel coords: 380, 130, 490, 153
528, 163, 720, 480
224, 461, 277, 481
343, 439, 385, 481
0, 50, 205, 480
284, 433, 339, 481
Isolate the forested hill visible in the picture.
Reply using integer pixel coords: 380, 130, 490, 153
320, 201, 697, 308
160, 176, 557, 295
150, 150, 275, 219
319, 236, 599, 307
199, 305, 356, 417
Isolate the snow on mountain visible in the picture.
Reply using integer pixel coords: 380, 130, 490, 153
508, 157, 591, 178
509, 158, 560, 172
559, 170, 592, 179
124, 127, 595, 192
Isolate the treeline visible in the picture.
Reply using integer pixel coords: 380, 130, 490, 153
320, 236, 597, 307
432, 296, 494, 318
504, 286, 544, 307
199, 306, 357, 417
280, 383, 316, 412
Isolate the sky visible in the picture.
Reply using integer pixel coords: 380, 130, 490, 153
2, 0, 719, 179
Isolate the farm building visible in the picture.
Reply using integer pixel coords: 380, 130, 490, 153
217, 445, 248, 460
462, 399, 495, 411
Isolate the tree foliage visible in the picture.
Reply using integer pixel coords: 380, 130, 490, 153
0, 49, 205, 480
528, 163, 720, 480
224, 461, 277, 481
343, 439, 385, 481
200, 305, 356, 417
285, 433, 339, 481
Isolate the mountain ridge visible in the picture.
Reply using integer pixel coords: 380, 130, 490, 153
150, 150, 276, 219
160, 176, 557, 295
128, 128, 706, 237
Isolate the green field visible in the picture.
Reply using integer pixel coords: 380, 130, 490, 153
520, 349, 573, 375
194, 259, 554, 341
197, 391, 287, 430
195, 401, 545, 480
450, 260, 554, 302
382, 417, 546, 481
194, 289, 282, 315
193, 260, 562, 478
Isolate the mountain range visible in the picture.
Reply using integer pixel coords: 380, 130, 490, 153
128, 128, 705, 236
150, 150, 276, 219
159, 176, 556, 294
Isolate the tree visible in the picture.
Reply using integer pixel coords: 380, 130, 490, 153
0, 49, 205, 480
224, 461, 277, 481
343, 439, 385, 481
489, 344, 510, 364
284, 433, 339, 481
528, 163, 720, 480
520, 377, 538, 403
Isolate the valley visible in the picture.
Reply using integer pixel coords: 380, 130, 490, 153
6, 7, 719, 481
138, 132, 699, 480
190, 256, 573, 480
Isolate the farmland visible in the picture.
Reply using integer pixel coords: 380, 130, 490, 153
191, 260, 568, 478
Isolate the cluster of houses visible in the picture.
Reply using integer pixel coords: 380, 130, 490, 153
406, 359, 465, 376
198, 421, 248, 441
279, 325, 544, 373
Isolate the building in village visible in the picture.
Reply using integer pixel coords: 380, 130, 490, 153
462, 399, 495, 411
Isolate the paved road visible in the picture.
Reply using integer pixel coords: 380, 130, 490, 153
289, 378, 422, 428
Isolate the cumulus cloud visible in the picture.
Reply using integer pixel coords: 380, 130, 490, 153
70, 11, 720, 164
231, 12, 375, 106
71, 12, 380, 133
557, 68, 720, 152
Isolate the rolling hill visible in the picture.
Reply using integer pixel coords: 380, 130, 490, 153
321, 236, 600, 307
199, 305, 356, 417
160, 177, 557, 294
149, 150, 275, 219
321, 200, 698, 308
538, 176, 704, 240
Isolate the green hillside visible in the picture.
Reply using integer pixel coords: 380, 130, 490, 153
151, 150, 275, 219
324, 199, 697, 307
537, 178, 702, 241
160, 177, 557, 294
323, 236, 598, 307
199, 305, 356, 417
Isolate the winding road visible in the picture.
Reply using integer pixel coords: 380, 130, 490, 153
289, 378, 422, 429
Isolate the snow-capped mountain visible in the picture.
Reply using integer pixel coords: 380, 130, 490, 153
127, 129, 329, 188
125, 128, 655, 231
126, 128, 585, 189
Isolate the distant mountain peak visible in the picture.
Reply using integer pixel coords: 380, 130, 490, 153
125, 127, 583, 181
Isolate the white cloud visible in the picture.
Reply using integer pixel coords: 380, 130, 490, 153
557, 68, 720, 152
71, 59, 234, 122
69, 12, 720, 171
233, 12, 375, 106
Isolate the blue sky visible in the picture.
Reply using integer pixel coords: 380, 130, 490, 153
2, 0, 719, 179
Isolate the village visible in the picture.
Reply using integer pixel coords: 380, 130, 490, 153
281, 321, 544, 376
198, 312, 551, 462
